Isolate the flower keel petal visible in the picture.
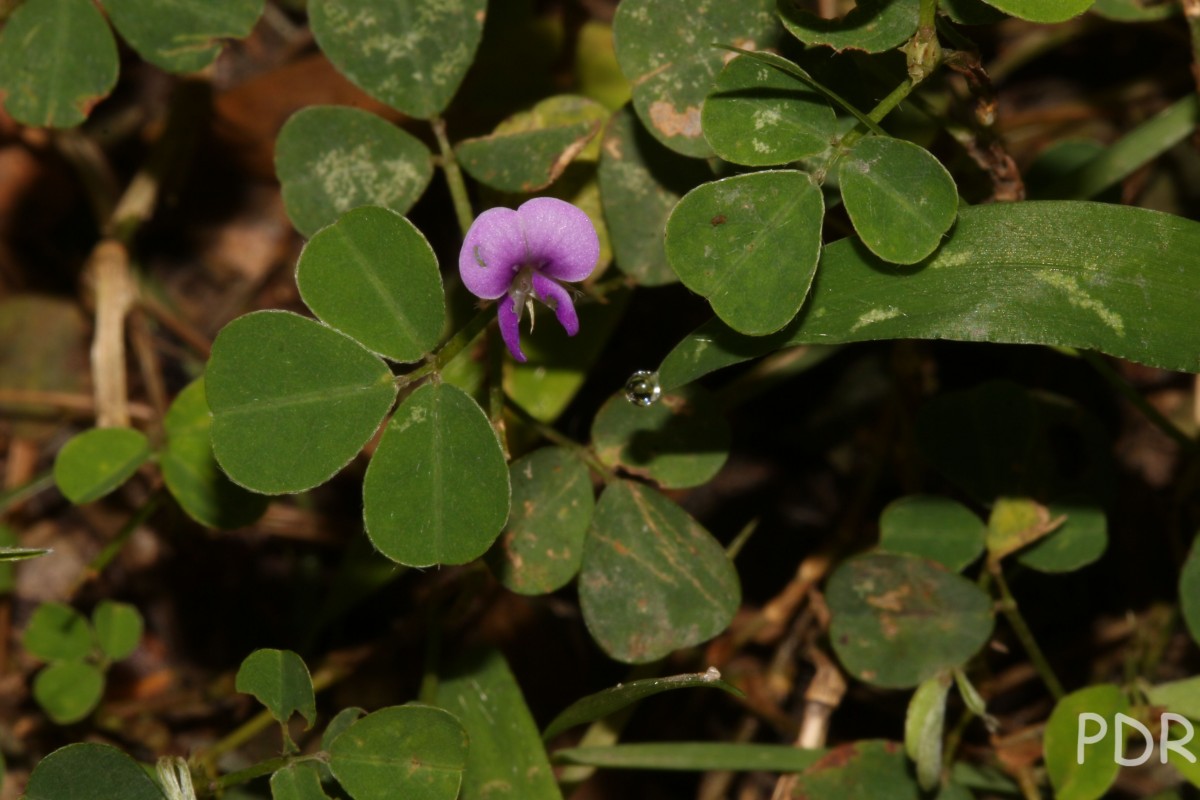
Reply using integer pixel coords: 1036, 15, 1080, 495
532, 273, 580, 337
516, 197, 599, 283
498, 295, 527, 362
460, 207, 525, 299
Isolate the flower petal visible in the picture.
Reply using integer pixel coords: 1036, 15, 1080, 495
516, 197, 599, 284
460, 207, 526, 299
497, 295, 527, 362
532, 273, 579, 337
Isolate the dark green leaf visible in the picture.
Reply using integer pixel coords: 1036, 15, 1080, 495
778, 0, 920, 54
235, 648, 317, 728
101, 0, 263, 73
54, 427, 151, 505
980, 0, 1095, 22
657, 317, 837, 390
308, 0, 486, 119
1091, 0, 1177, 20
1183, 535, 1200, 647
276, 106, 434, 237
0, 0, 118, 127
940, 0, 1009, 24
34, 661, 105, 724
1017, 502, 1107, 573
554, 742, 824, 771
25, 743, 166, 800
271, 762, 332, 800
826, 553, 994, 688
23, 602, 94, 661
92, 600, 142, 661
207, 311, 398, 494
579, 481, 740, 663
1044, 684, 1127, 800
614, 0, 780, 157
791, 740, 920, 799
904, 672, 951, 791
328, 705, 469, 800
296, 206, 445, 363
665, 170, 824, 335
877, 495, 985, 572
363, 382, 510, 567
486, 448, 594, 595
543, 669, 742, 741
323, 707, 367, 751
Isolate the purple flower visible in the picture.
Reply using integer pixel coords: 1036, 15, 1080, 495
459, 197, 600, 362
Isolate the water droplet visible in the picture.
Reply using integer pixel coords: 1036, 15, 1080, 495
624, 370, 661, 407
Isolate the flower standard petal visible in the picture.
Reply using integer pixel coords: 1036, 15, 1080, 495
497, 295, 527, 362
516, 197, 599, 283
460, 207, 526, 299
531, 273, 580, 337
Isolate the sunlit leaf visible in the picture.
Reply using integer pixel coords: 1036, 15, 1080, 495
54, 428, 150, 505
904, 672, 951, 791
1044, 684, 1127, 800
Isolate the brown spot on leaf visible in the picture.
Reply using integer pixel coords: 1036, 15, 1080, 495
807, 742, 859, 771
711, 214, 727, 226
866, 585, 911, 612
648, 101, 702, 139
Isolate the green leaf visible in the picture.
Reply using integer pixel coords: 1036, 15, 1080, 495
576, 21, 631, 111
826, 553, 994, 688
877, 495, 985, 572
328, 705, 469, 800
308, 0, 486, 119
23, 602, 94, 661
985, 497, 1064, 562
162, 378, 269, 529
363, 382, 510, 567
0, 546, 51, 563
0, 0, 118, 128
543, 669, 742, 742
665, 170, 824, 335
979, 0, 1095, 22
92, 600, 143, 661
904, 672, 951, 791
940, 0, 1009, 24
597, 106, 711, 286
613, 0, 780, 157
1091, 0, 1177, 20
579, 481, 740, 663
54, 427, 151, 505
1044, 684, 1128, 800
34, 661, 105, 724
778, 0, 920, 54
25, 743, 166, 800
207, 310, 398, 494
702, 54, 836, 167
1017, 502, 1107, 573
457, 95, 607, 193
591, 384, 729, 489
839, 136, 959, 265
276, 106, 434, 237
657, 317, 837, 390
235, 648, 317, 729
297, 206, 446, 363
554, 742, 824, 771
1183, 535, 1200, 647
101, 0, 263, 73
485, 448, 594, 596
271, 762, 332, 800
1147, 677, 1200, 719
323, 707, 367, 750
791, 740, 921, 799
435, 649, 562, 800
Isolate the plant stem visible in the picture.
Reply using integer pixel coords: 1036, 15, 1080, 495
1080, 350, 1197, 452
0, 470, 54, 515
827, 78, 917, 176
919, 0, 938, 29
67, 491, 163, 599
210, 753, 325, 793
398, 309, 492, 389
503, 397, 615, 482
990, 564, 1066, 701
431, 116, 474, 238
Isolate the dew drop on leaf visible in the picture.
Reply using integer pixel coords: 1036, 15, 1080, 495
624, 370, 661, 406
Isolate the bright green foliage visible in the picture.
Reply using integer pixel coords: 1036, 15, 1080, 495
1147, 676, 1200, 719
435, 649, 562, 800
33, 660, 105, 724
161, 378, 269, 529
486, 448, 594, 595
877, 496, 985, 572
328, 705, 469, 800
1044, 684, 1128, 800
598, 106, 709, 286
980, 0, 1095, 22
54, 427, 151, 505
296, 207, 446, 363
207, 311, 398, 494
591, 384, 729, 489
703, 54, 836, 167
101, 0, 263, 73
363, 382, 510, 567
555, 742, 825, 771
904, 672, 951, 790
826, 553, 994, 688
24, 602, 93, 661
613, 0, 780, 157
838, 136, 959, 265
1018, 503, 1107, 573
665, 170, 824, 335
308, 0, 486, 119
0, 0, 119, 127
1183, 536, 1200, 647
579, 481, 740, 663
790, 740, 920, 798
92, 601, 143, 661
543, 670, 742, 741
24, 743, 166, 800
778, 0, 920, 53
270, 762, 332, 800
235, 648, 317, 729
323, 707, 366, 749
276, 106, 433, 237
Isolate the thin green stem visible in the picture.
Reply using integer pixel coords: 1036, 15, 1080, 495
1080, 350, 1197, 452
67, 492, 163, 599
919, 0, 938, 29
838, 79, 917, 152
431, 116, 474, 238
210, 754, 325, 793
0, 470, 54, 515
398, 309, 492, 389
991, 565, 1066, 701
503, 397, 615, 482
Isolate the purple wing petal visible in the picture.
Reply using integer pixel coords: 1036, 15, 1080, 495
516, 197, 599, 284
532, 273, 579, 337
497, 295, 527, 362
460, 207, 526, 299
